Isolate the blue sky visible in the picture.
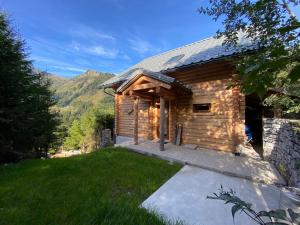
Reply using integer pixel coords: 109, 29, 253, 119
0, 1, 256, 77
0, 0, 221, 77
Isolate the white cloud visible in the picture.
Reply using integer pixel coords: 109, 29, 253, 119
85, 45, 119, 59
128, 37, 161, 55
121, 54, 131, 61
54, 66, 86, 73
71, 41, 80, 52
32, 55, 87, 73
70, 24, 115, 41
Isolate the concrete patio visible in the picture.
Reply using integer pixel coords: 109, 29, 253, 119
116, 136, 285, 186
141, 165, 283, 225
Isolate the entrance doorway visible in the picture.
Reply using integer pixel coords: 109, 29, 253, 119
245, 94, 263, 157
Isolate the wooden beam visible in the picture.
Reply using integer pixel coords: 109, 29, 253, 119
134, 97, 139, 145
168, 100, 172, 142
141, 76, 172, 89
133, 83, 156, 91
129, 91, 153, 101
122, 75, 174, 97
148, 102, 154, 140
159, 96, 165, 151
156, 87, 176, 99
114, 94, 119, 136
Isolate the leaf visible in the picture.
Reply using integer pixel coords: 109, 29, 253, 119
288, 64, 300, 82
258, 210, 273, 220
264, 222, 290, 225
278, 20, 300, 35
231, 204, 243, 219
287, 208, 300, 222
258, 210, 287, 220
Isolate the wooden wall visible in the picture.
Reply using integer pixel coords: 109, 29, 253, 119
167, 60, 246, 152
115, 60, 246, 152
115, 94, 150, 139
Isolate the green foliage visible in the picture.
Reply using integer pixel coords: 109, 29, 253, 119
64, 120, 83, 150
277, 163, 289, 180
0, 12, 58, 162
64, 103, 114, 152
49, 70, 114, 127
199, 0, 300, 115
0, 148, 182, 225
208, 186, 300, 225
295, 160, 300, 171
48, 70, 114, 151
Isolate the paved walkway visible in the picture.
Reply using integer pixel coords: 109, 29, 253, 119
142, 165, 282, 225
116, 136, 285, 186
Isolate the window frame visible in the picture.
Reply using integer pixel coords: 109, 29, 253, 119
192, 103, 211, 113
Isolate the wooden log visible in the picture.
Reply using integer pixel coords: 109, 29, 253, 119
134, 97, 139, 145
159, 96, 165, 151
168, 100, 172, 142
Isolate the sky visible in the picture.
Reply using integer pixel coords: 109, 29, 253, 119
0, 1, 255, 77
0, 0, 221, 77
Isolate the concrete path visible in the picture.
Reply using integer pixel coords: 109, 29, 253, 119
116, 136, 285, 186
142, 165, 282, 225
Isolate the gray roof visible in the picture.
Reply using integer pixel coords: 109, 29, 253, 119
101, 33, 255, 88
117, 69, 191, 93
117, 69, 175, 92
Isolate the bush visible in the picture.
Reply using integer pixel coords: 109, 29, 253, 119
64, 103, 114, 152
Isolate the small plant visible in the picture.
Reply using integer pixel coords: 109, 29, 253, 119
278, 163, 289, 180
47, 149, 57, 155
207, 186, 300, 225
295, 160, 300, 176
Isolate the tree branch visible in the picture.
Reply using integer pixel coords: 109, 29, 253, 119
281, 0, 296, 18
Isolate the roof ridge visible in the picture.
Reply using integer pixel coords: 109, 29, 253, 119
144, 36, 216, 60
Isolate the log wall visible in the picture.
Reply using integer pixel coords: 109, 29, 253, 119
115, 94, 149, 139
115, 60, 246, 152
168, 60, 246, 152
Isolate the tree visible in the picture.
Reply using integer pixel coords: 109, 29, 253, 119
199, 0, 300, 115
0, 12, 58, 162
64, 119, 84, 150
63, 103, 114, 152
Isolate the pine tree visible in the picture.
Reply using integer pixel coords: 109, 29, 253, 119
0, 12, 58, 162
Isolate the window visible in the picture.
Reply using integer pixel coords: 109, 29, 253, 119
163, 54, 185, 65
193, 103, 211, 113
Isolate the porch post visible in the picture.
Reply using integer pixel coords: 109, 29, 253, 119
134, 97, 139, 145
159, 96, 165, 151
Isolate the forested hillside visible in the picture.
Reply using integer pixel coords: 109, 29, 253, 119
47, 70, 115, 152
49, 70, 114, 127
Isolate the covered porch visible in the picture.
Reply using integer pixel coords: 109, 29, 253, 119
115, 136, 285, 186
116, 69, 192, 151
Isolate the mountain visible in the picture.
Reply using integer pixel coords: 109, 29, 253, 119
48, 70, 114, 126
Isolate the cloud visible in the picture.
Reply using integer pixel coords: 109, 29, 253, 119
31, 55, 88, 73
53, 66, 86, 73
128, 37, 161, 55
86, 45, 119, 58
69, 24, 115, 41
121, 54, 131, 60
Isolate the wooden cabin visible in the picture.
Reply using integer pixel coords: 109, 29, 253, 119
101, 35, 257, 152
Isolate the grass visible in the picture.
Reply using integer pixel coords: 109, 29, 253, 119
0, 147, 182, 225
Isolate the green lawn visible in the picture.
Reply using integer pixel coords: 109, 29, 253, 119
0, 147, 182, 225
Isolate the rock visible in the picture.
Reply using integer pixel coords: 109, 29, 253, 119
263, 118, 300, 188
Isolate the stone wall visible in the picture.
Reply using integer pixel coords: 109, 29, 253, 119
263, 118, 300, 187
101, 129, 112, 147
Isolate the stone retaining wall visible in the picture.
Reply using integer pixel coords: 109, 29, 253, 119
101, 129, 112, 147
263, 118, 300, 187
